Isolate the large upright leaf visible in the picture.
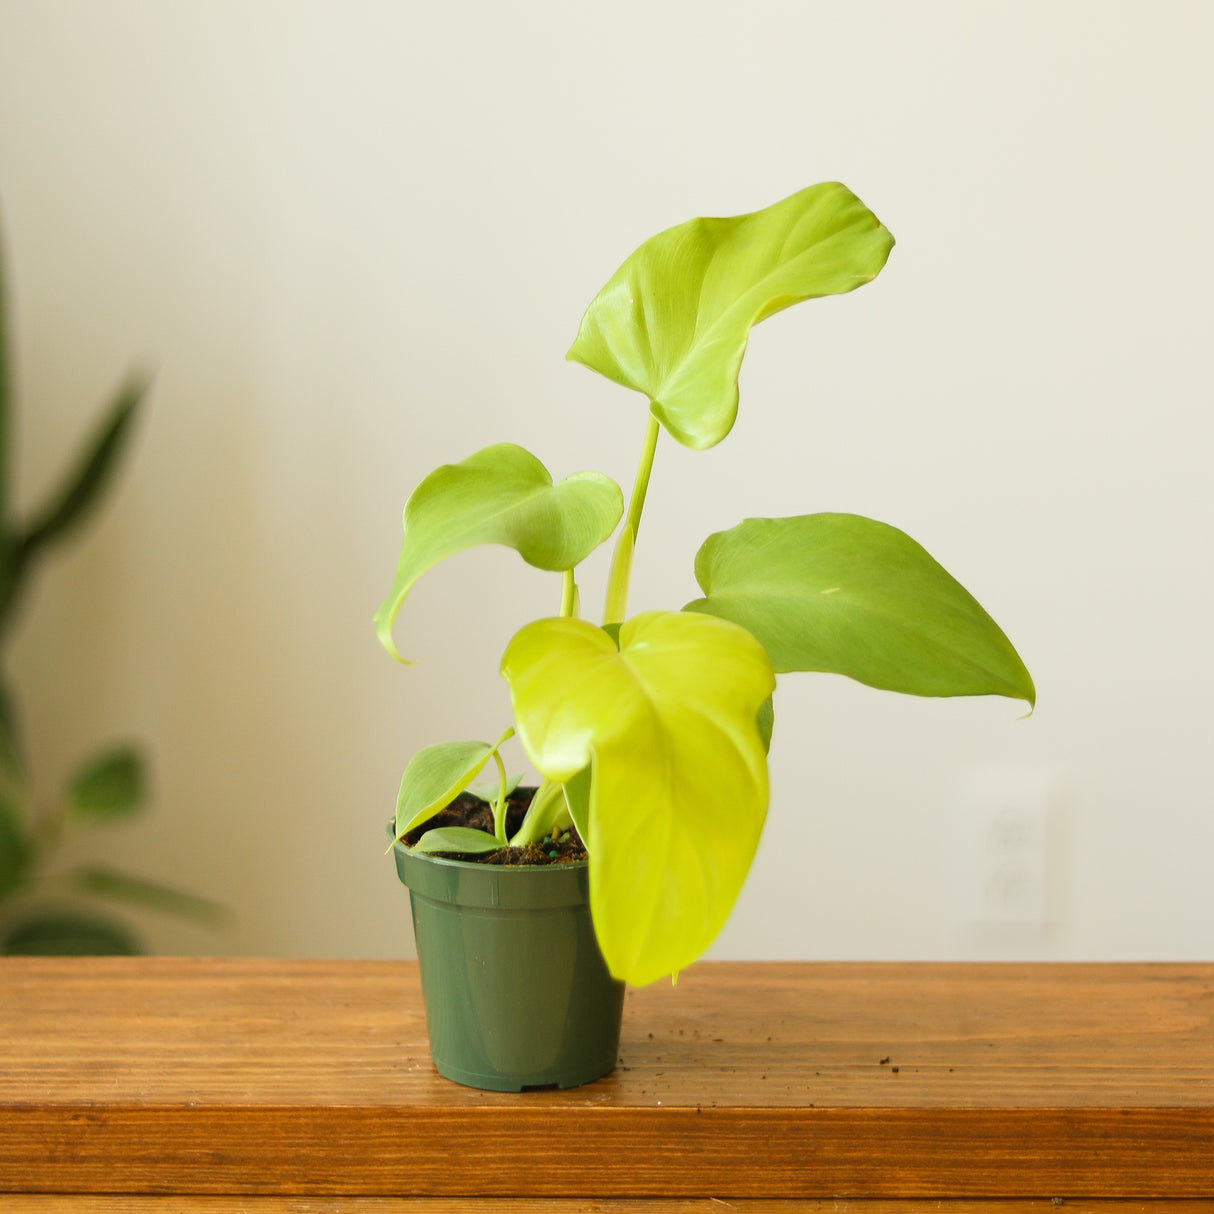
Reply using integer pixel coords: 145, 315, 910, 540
502, 611, 775, 986
687, 514, 1035, 706
375, 444, 623, 662
567, 183, 894, 450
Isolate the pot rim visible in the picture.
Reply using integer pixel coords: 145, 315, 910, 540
389, 821, 591, 908
387, 821, 588, 872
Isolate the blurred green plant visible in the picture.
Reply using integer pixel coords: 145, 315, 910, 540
0, 225, 226, 954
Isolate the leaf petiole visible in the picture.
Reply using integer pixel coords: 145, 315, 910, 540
603, 415, 659, 625
560, 568, 576, 618
490, 746, 510, 844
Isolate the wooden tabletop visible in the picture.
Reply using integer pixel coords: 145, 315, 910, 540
1, 959, 1212, 1199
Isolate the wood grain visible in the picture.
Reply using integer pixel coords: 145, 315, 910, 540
2, 960, 1213, 1198
3, 1203, 1214, 1214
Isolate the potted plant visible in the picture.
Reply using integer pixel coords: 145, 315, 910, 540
377, 182, 1034, 1091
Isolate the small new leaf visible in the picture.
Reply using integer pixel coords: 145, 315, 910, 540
410, 826, 502, 856
375, 444, 623, 663
568, 183, 894, 450
67, 747, 145, 820
687, 514, 1035, 706
389, 733, 510, 849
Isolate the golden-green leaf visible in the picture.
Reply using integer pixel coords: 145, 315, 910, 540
389, 738, 501, 849
502, 611, 774, 985
568, 183, 894, 450
375, 444, 622, 663
687, 514, 1035, 706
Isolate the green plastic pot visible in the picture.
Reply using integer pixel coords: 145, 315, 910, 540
392, 830, 625, 1091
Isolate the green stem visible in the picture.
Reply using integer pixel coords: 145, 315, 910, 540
625, 414, 661, 543
485, 725, 515, 844
602, 414, 660, 626
560, 568, 576, 618
490, 748, 510, 844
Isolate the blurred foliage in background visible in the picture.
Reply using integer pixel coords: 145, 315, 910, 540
0, 220, 226, 954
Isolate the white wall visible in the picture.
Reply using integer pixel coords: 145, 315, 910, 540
0, 0, 1210, 961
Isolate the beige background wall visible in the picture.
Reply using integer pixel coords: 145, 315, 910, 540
0, 0, 1210, 961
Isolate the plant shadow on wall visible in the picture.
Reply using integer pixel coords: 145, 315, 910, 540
377, 183, 1036, 1091
0, 223, 227, 955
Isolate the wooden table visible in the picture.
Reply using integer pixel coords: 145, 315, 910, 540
1, 959, 1212, 1210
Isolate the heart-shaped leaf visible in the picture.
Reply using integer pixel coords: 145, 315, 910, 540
502, 611, 775, 986
567, 182, 894, 450
375, 443, 623, 662
686, 514, 1035, 706
389, 735, 510, 849
411, 826, 502, 856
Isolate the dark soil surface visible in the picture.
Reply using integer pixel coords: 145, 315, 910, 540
399, 786, 588, 866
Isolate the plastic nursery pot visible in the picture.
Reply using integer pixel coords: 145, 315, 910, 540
392, 828, 625, 1092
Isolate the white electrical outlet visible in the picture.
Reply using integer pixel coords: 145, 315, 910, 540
951, 768, 1052, 927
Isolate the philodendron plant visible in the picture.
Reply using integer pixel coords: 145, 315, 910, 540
378, 182, 1034, 987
